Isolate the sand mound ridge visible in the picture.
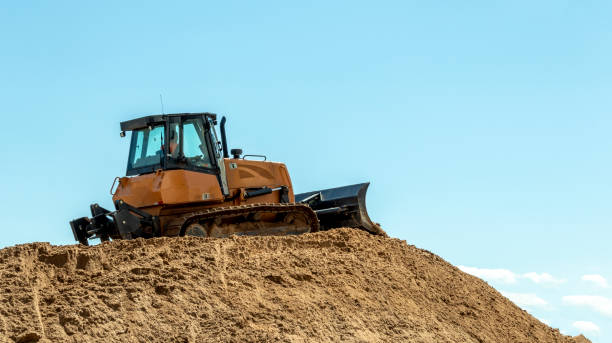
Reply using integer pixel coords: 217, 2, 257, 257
0, 229, 588, 343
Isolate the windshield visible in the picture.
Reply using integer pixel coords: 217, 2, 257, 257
127, 125, 165, 170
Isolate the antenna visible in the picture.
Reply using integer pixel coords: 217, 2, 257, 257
159, 94, 165, 114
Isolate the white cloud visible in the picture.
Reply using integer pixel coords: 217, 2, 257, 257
458, 266, 518, 283
581, 274, 609, 288
523, 272, 566, 285
563, 295, 612, 317
572, 321, 600, 334
501, 291, 548, 307
458, 266, 565, 286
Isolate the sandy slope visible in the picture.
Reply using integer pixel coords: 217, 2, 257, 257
0, 229, 588, 343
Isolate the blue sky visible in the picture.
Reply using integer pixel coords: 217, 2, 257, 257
0, 1, 610, 341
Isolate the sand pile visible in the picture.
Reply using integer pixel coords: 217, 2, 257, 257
0, 229, 588, 343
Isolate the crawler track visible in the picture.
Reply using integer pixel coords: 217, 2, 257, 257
164, 202, 320, 238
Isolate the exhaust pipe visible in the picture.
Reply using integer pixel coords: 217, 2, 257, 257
220, 116, 229, 158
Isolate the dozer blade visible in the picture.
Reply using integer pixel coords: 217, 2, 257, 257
295, 182, 385, 236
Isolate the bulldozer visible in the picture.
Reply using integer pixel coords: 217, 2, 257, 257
70, 112, 384, 245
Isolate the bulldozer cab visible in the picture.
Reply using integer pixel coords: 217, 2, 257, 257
122, 113, 221, 177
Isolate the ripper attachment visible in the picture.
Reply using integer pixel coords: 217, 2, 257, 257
70, 200, 160, 246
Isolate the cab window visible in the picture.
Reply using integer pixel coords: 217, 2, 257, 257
183, 118, 212, 168
128, 125, 165, 170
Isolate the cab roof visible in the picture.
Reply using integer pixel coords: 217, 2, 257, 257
119, 112, 217, 131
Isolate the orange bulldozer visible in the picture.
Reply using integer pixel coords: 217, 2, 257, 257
70, 112, 384, 245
